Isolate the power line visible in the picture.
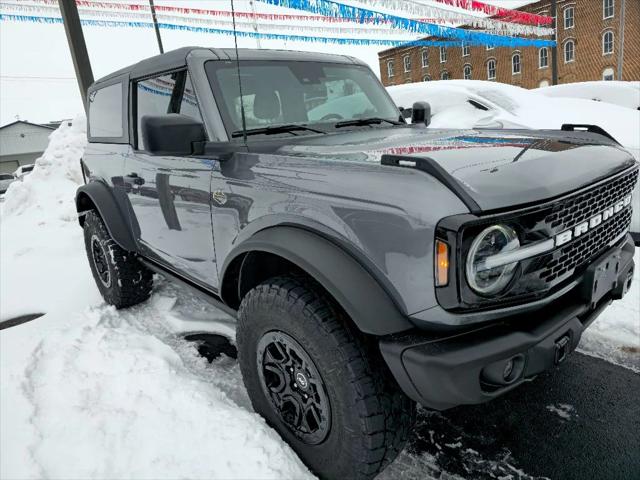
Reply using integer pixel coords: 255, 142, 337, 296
1, 75, 76, 81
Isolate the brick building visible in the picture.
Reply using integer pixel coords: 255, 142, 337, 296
378, 0, 639, 89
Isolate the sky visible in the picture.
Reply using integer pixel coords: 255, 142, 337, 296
0, 0, 535, 125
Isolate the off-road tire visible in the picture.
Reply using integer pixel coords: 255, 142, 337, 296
83, 210, 152, 308
237, 275, 416, 480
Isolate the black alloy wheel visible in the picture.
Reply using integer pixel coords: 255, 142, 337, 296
257, 330, 331, 445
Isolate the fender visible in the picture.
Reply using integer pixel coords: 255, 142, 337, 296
75, 181, 138, 252
220, 226, 414, 336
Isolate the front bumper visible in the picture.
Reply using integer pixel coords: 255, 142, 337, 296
380, 234, 635, 410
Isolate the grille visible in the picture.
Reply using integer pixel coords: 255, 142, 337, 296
544, 169, 638, 232
540, 202, 633, 283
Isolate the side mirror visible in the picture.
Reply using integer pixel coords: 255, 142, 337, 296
411, 101, 432, 127
141, 114, 206, 156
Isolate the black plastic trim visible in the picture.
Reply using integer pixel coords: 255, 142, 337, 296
220, 226, 414, 336
381, 154, 481, 214
76, 181, 137, 252
138, 257, 237, 318
561, 123, 620, 145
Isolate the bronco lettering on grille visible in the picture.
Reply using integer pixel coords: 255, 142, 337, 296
555, 194, 633, 247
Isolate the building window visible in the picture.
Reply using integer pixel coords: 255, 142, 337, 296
603, 67, 615, 81
564, 6, 574, 29
603, 0, 614, 19
603, 31, 614, 55
441, 71, 450, 80
440, 46, 447, 63
387, 60, 395, 78
462, 44, 470, 57
564, 40, 575, 63
487, 59, 496, 80
423, 75, 431, 82
463, 64, 472, 80
403, 56, 411, 73
539, 47, 549, 68
486, 45, 495, 51
512, 53, 521, 75
539, 79, 550, 88
421, 49, 429, 68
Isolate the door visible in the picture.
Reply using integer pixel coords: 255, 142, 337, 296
125, 70, 219, 287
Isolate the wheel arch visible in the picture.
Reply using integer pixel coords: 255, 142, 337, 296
76, 181, 137, 252
220, 226, 413, 336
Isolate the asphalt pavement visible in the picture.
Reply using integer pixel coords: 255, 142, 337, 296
384, 352, 639, 480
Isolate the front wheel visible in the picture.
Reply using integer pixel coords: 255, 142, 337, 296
237, 276, 415, 480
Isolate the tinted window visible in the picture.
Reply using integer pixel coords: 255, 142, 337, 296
136, 73, 176, 149
89, 83, 123, 138
0, 174, 13, 180
136, 72, 202, 150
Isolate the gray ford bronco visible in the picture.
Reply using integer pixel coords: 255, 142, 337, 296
77, 47, 637, 479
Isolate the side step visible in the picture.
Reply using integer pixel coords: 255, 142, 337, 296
138, 257, 237, 318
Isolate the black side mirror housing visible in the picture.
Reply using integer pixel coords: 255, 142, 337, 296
141, 114, 206, 155
411, 101, 432, 127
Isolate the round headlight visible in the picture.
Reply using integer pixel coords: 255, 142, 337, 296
466, 225, 520, 295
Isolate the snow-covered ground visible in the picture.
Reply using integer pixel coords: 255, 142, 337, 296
1, 118, 638, 479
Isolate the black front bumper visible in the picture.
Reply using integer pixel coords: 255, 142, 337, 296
380, 234, 635, 410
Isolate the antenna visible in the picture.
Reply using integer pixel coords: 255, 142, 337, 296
231, 0, 248, 144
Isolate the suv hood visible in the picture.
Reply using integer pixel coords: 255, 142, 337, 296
274, 126, 637, 212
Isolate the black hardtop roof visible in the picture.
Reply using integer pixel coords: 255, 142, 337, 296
91, 47, 366, 88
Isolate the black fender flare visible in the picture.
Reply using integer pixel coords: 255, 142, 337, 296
220, 227, 414, 336
75, 181, 137, 252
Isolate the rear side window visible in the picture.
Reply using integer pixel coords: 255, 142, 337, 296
89, 83, 124, 138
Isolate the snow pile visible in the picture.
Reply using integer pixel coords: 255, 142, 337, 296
2, 115, 86, 221
538, 81, 640, 110
0, 118, 311, 480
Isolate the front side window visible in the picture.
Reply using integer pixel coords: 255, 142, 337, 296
205, 60, 401, 138
422, 49, 429, 68
440, 46, 447, 63
564, 7, 574, 29
462, 44, 470, 57
89, 82, 123, 139
136, 71, 202, 150
603, 31, 614, 55
539, 47, 549, 68
564, 40, 575, 63
487, 59, 496, 80
403, 56, 411, 72
512, 54, 521, 75
463, 64, 472, 80
604, 0, 614, 19
387, 60, 395, 78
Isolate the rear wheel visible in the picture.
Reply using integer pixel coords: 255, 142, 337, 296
237, 275, 415, 480
83, 210, 152, 308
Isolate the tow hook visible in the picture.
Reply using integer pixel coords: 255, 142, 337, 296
554, 335, 571, 365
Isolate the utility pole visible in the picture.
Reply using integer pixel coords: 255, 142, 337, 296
249, 0, 262, 49
617, 0, 626, 80
149, 0, 164, 54
551, 0, 558, 85
58, 0, 94, 111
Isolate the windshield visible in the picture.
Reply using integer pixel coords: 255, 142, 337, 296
205, 60, 401, 137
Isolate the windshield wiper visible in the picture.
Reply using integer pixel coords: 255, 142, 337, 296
334, 117, 403, 129
231, 124, 325, 138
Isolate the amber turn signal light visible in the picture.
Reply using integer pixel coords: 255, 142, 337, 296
435, 240, 449, 287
